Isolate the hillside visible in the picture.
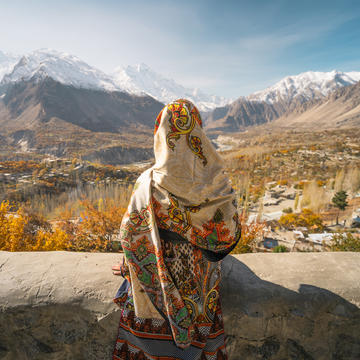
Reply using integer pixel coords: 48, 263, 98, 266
205, 98, 286, 131
0, 78, 163, 162
206, 71, 360, 131
268, 80, 360, 129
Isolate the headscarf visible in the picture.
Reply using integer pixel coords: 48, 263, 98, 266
119, 99, 240, 348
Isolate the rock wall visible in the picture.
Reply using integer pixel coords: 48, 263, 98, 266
0, 252, 359, 360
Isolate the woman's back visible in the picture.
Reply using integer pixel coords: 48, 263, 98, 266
113, 99, 240, 359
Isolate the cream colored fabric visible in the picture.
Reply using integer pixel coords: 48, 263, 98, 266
128, 261, 163, 319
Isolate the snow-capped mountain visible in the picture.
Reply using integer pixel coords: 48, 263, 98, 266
247, 70, 360, 104
0, 50, 20, 81
1, 49, 123, 92
113, 63, 230, 112
0, 49, 230, 110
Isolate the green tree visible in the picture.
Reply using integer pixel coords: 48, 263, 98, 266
331, 190, 348, 225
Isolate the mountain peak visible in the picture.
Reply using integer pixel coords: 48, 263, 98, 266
133, 63, 151, 72
248, 70, 360, 104
113, 64, 230, 111
1, 49, 123, 92
0, 50, 20, 81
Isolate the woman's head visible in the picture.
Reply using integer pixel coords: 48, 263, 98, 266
152, 99, 230, 204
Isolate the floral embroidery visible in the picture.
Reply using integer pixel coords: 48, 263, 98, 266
152, 195, 240, 252
115, 98, 240, 350
129, 206, 152, 231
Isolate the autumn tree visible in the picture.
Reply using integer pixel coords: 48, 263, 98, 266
231, 213, 266, 254
278, 208, 324, 232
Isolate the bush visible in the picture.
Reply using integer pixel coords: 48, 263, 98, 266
0, 201, 70, 251
330, 233, 360, 252
282, 207, 293, 214
278, 208, 324, 232
0, 199, 126, 252
272, 245, 288, 253
58, 199, 126, 252
231, 214, 266, 254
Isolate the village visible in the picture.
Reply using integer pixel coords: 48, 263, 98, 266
1, 127, 360, 254
217, 128, 360, 253
246, 182, 360, 252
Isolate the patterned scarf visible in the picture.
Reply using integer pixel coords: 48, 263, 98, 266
119, 99, 240, 348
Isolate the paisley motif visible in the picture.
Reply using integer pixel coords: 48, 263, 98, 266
164, 100, 208, 166
187, 135, 207, 166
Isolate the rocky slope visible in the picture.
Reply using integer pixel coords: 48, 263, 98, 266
0, 78, 163, 162
206, 71, 360, 131
269, 80, 360, 129
205, 99, 286, 131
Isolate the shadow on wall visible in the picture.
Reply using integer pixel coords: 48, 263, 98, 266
221, 256, 360, 360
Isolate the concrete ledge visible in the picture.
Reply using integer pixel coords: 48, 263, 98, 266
0, 252, 359, 359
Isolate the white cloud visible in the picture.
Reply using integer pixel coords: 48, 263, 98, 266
0, 1, 357, 98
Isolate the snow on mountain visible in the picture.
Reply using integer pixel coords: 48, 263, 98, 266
0, 50, 20, 81
113, 63, 230, 112
247, 70, 360, 104
1, 49, 123, 92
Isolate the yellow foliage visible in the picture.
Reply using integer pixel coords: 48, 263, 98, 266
0, 199, 126, 252
0, 160, 40, 173
277, 179, 288, 186
231, 214, 266, 254
278, 208, 324, 232
33, 228, 70, 251
57, 199, 126, 252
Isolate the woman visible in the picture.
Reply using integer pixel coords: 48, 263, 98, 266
112, 99, 241, 359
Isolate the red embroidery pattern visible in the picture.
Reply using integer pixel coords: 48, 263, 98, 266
152, 196, 240, 251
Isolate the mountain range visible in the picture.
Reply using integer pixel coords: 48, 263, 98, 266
1, 47, 360, 162
0, 49, 228, 112
247, 70, 360, 104
205, 71, 360, 131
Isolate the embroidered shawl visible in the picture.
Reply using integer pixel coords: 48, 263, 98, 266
119, 99, 240, 348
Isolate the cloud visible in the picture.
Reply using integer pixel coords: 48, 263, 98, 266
0, 1, 358, 97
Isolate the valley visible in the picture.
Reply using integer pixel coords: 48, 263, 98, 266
0, 48, 359, 254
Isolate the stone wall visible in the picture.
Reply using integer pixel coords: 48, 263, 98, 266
0, 251, 359, 360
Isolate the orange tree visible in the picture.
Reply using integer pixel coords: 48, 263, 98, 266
0, 201, 70, 251
57, 199, 126, 252
231, 213, 266, 254
0, 198, 126, 252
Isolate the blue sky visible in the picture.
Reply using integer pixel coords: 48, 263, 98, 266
1, 0, 360, 97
